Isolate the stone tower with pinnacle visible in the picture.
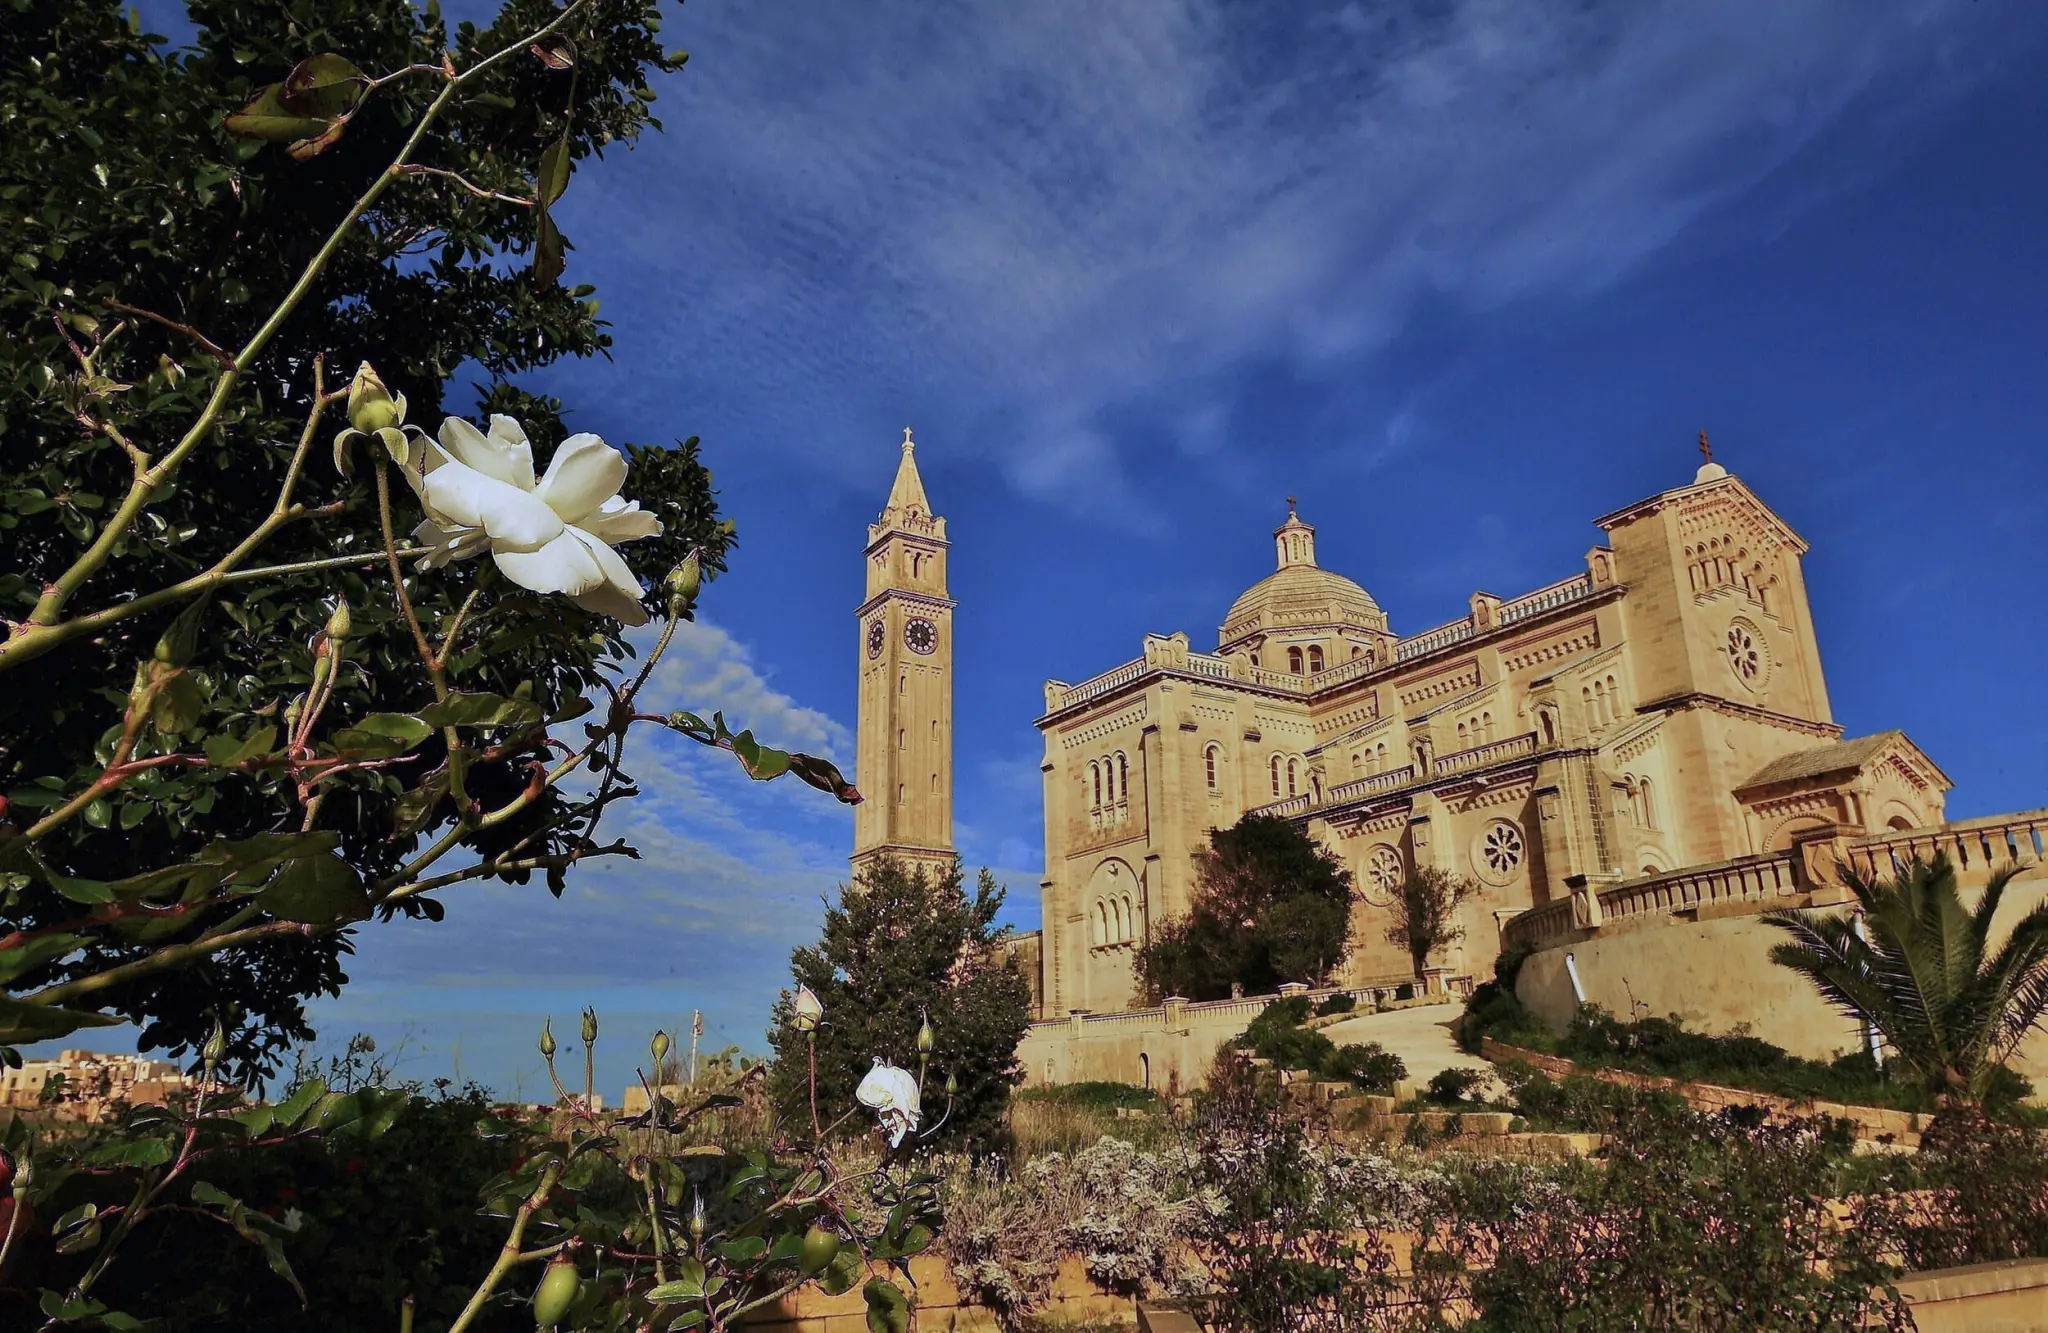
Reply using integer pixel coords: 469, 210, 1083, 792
852, 429, 956, 877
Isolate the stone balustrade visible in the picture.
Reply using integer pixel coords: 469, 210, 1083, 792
1432, 731, 1538, 777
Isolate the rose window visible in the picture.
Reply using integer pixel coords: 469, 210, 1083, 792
1727, 623, 1761, 682
1363, 844, 1403, 905
1479, 820, 1524, 883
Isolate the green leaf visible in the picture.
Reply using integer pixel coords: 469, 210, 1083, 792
863, 1277, 910, 1333
271, 1079, 326, 1129
820, 1245, 861, 1296
415, 692, 544, 730
259, 853, 369, 925
47, 874, 113, 905
730, 731, 791, 782
52, 1202, 102, 1254
535, 207, 565, 286
221, 83, 329, 143
217, 831, 340, 885
717, 1236, 767, 1263
392, 772, 449, 836
0, 997, 123, 1045
647, 1257, 707, 1302
203, 724, 278, 767
0, 935, 85, 986
331, 713, 433, 759
538, 135, 571, 208
151, 670, 206, 735
899, 1223, 932, 1255
280, 54, 366, 118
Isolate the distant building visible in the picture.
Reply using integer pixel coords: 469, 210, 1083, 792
0, 1049, 215, 1120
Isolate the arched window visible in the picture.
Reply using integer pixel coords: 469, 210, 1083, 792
1249, 652, 1260, 668
1351, 645, 1364, 660
1270, 755, 1283, 798
1457, 722, 1468, 745
1115, 752, 1128, 803
1288, 646, 1304, 674
1376, 742, 1388, 769
898, 729, 906, 750
1351, 750, 1363, 775
1204, 744, 1220, 792
1121, 894, 1135, 941
1605, 676, 1619, 720
1091, 901, 1107, 946
1285, 758, 1298, 797
930, 771, 938, 792
1308, 645, 1324, 673
1582, 684, 1594, 719
1592, 679, 1608, 725
899, 673, 908, 695
1639, 777, 1657, 830
1089, 761, 1102, 808
1481, 711, 1493, 742
1139, 1052, 1151, 1089
1540, 710, 1557, 747
896, 783, 905, 805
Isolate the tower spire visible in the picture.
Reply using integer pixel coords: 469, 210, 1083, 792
879, 425, 933, 525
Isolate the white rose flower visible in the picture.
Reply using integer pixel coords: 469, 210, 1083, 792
855, 1059, 922, 1147
407, 414, 664, 625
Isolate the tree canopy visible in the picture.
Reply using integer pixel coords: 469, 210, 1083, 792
0, 0, 722, 1079
1136, 814, 1354, 1002
767, 858, 1032, 1153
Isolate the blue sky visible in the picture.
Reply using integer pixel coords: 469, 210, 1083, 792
112, 1, 2048, 1096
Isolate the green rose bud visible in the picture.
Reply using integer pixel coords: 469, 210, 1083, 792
346, 361, 405, 435
531, 1253, 579, 1329
650, 1030, 670, 1063
689, 1188, 707, 1247
580, 1008, 598, 1046
202, 1019, 228, 1069
916, 1012, 934, 1057
325, 597, 352, 643
944, 1070, 957, 1098
663, 550, 702, 612
539, 1017, 557, 1060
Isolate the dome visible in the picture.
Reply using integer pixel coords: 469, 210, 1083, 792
1218, 503, 1387, 650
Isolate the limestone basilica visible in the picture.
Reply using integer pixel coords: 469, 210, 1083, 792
852, 437, 1959, 1028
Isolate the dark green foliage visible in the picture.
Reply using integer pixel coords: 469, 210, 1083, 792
1767, 853, 2048, 1115
1136, 815, 1353, 1002
1313, 992, 1355, 1017
1455, 943, 1544, 1053
1881, 1117, 2048, 1268
1324, 1042, 1404, 1094
49, 1088, 529, 1333
1234, 997, 1405, 1092
1011, 1081, 1161, 1114
767, 858, 1032, 1153
0, 0, 721, 1079
1425, 1067, 1484, 1105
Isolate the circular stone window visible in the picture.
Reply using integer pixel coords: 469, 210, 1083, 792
1725, 617, 1770, 691
1474, 819, 1525, 887
1361, 843, 1403, 906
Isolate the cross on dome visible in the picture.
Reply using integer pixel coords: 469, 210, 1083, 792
1694, 427, 1729, 484
902, 426, 915, 450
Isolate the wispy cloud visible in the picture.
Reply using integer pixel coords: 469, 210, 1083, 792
550, 0, 2000, 513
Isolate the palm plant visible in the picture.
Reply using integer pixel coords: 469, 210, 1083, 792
1764, 853, 2048, 1114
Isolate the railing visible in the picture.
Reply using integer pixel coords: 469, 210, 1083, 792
1325, 767, 1416, 805
1498, 572, 1596, 625
1501, 851, 1804, 953
1843, 809, 2048, 880
1053, 657, 1148, 711
1396, 616, 1475, 661
1186, 652, 1236, 680
1031, 980, 1467, 1034
1254, 792, 1314, 818
1247, 665, 1307, 691
1432, 732, 1538, 777
1303, 652, 1381, 693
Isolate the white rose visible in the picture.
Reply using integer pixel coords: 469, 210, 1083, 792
408, 415, 664, 625
855, 1059, 922, 1147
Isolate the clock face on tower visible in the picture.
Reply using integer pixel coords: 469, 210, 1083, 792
904, 618, 938, 656
866, 620, 885, 659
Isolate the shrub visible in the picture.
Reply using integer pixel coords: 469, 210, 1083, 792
1325, 1043, 1406, 1094
1426, 1068, 1486, 1105
1314, 993, 1357, 1017
1015, 1081, 1162, 1115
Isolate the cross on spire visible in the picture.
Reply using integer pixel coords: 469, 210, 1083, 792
1286, 495, 1298, 517
1698, 429, 1713, 464
902, 426, 915, 450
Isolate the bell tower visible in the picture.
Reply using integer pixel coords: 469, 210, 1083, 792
852, 429, 956, 877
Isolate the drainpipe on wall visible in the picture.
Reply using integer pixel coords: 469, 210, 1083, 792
1563, 951, 1587, 1006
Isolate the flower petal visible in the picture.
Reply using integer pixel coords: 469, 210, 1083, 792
492, 530, 605, 595
581, 498, 664, 545
534, 433, 626, 524
424, 457, 565, 552
564, 527, 649, 624
437, 415, 534, 491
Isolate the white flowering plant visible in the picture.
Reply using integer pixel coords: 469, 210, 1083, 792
0, 2, 870, 1326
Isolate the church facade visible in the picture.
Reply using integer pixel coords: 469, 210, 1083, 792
1025, 452, 1951, 1019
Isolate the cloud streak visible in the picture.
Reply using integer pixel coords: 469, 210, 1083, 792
550, 0, 2000, 511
